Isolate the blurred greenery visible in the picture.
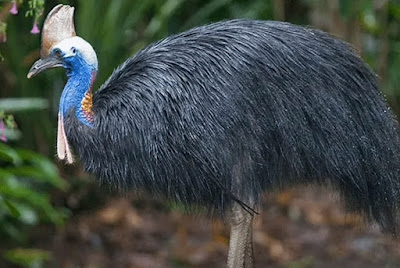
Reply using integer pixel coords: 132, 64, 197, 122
3, 248, 51, 268
0, 140, 68, 267
1, 0, 400, 266
0, 98, 48, 112
0, 132, 68, 241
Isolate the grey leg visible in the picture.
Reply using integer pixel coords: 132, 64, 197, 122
227, 203, 255, 268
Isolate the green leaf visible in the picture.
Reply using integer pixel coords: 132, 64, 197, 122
144, 0, 186, 38
0, 98, 49, 112
0, 143, 21, 165
15, 149, 68, 190
2, 199, 21, 218
0, 184, 66, 225
0, 222, 26, 242
3, 248, 51, 267
0, 169, 16, 180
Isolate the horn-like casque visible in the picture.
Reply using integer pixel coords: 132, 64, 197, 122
40, 4, 76, 58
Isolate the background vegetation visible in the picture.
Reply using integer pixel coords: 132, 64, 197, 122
1, 0, 400, 267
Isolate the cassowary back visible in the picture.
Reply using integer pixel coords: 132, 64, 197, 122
66, 20, 400, 234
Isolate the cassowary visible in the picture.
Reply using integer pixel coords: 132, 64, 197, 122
28, 4, 400, 268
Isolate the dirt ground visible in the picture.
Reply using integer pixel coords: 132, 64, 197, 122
10, 186, 400, 268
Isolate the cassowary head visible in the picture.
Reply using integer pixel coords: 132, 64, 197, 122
28, 4, 98, 164
27, 4, 98, 78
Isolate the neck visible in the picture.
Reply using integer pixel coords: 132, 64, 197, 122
60, 66, 97, 127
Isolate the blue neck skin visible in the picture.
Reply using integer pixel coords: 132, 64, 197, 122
60, 54, 97, 127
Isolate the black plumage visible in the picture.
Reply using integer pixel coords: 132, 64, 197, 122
64, 19, 400, 234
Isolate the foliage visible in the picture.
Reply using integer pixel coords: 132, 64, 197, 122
3, 248, 51, 268
0, 134, 68, 244
0, 98, 48, 113
0, 97, 67, 268
0, 96, 67, 242
25, 0, 45, 23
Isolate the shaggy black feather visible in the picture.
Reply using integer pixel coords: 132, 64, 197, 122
65, 19, 400, 234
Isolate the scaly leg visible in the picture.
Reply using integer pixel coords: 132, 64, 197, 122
227, 203, 255, 268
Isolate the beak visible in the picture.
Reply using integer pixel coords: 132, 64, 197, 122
27, 54, 64, 79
